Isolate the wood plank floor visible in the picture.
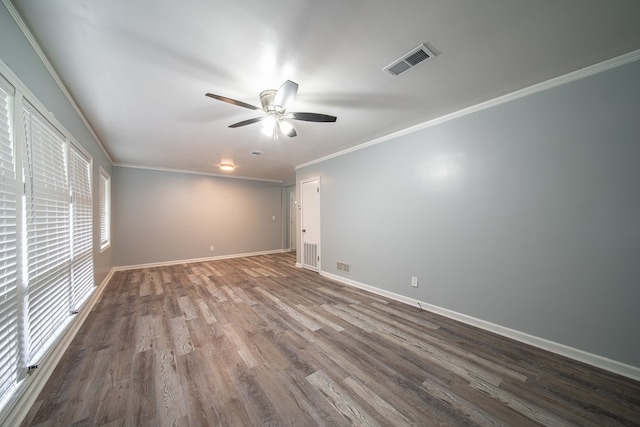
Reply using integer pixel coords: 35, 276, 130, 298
22, 252, 640, 426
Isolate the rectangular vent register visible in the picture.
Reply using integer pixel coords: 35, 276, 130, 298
383, 43, 436, 77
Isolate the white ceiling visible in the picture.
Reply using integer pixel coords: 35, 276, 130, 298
10, 0, 640, 182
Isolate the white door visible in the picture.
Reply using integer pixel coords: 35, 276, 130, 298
301, 178, 320, 271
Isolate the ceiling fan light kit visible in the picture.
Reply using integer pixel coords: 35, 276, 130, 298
261, 116, 276, 136
206, 80, 337, 138
278, 120, 295, 137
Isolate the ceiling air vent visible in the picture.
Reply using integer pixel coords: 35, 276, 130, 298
250, 150, 263, 156
383, 43, 436, 77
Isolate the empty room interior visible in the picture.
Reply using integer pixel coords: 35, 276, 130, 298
1, 0, 640, 425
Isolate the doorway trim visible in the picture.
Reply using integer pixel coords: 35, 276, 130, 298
300, 176, 321, 272
288, 187, 296, 251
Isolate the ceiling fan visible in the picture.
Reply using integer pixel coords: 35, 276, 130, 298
205, 80, 337, 138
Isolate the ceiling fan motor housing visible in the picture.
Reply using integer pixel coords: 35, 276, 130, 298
260, 89, 282, 113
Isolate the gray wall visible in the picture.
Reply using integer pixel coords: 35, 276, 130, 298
0, 3, 113, 284
297, 58, 640, 368
113, 166, 284, 266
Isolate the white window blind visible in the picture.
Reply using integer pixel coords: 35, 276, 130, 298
0, 68, 98, 413
99, 168, 110, 250
0, 79, 18, 405
69, 146, 93, 310
22, 103, 71, 363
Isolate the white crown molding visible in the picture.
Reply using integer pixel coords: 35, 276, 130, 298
1, 58, 92, 167
297, 49, 640, 171
1, 59, 84, 153
112, 249, 287, 271
320, 271, 640, 382
114, 162, 284, 184
2, 0, 114, 164
0, 269, 116, 426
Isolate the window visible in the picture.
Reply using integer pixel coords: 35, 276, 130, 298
0, 66, 96, 413
23, 102, 72, 362
69, 146, 93, 310
99, 168, 110, 251
0, 75, 18, 410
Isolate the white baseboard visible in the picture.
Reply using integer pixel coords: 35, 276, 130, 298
0, 269, 116, 427
320, 271, 640, 382
113, 249, 287, 271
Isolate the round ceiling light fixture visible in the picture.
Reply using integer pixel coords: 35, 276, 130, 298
219, 163, 235, 171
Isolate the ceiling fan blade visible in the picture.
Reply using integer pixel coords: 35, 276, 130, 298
229, 117, 266, 128
205, 93, 261, 111
290, 112, 337, 123
274, 80, 298, 110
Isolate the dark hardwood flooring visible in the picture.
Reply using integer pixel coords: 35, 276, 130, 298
21, 252, 640, 426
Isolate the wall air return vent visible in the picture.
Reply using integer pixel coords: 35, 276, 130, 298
337, 261, 351, 273
383, 43, 436, 77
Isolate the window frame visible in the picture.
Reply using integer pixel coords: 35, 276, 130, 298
0, 71, 19, 411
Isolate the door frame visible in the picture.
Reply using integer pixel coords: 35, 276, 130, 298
300, 176, 321, 272
288, 187, 296, 251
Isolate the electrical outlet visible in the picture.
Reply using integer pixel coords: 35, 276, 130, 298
411, 276, 418, 288
210, 245, 215, 251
